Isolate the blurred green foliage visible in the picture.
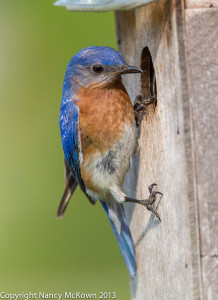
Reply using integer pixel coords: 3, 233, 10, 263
0, 0, 130, 298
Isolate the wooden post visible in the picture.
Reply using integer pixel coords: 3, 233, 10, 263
115, 1, 218, 299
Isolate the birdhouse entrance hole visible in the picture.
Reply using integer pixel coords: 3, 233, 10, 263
140, 47, 157, 106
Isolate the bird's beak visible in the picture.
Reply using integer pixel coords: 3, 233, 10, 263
119, 65, 143, 74
109, 65, 143, 76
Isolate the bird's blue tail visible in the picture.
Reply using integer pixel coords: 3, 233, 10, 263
101, 200, 136, 278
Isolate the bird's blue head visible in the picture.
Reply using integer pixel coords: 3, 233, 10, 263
62, 46, 142, 102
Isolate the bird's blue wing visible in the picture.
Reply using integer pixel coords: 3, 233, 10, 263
59, 101, 85, 191
101, 200, 136, 278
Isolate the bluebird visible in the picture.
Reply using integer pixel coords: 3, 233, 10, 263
58, 46, 162, 278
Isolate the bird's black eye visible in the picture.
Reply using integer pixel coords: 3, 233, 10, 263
92, 64, 104, 74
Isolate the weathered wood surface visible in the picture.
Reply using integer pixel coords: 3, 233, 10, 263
185, 7, 218, 298
115, 0, 218, 299
185, 5, 218, 257
202, 257, 218, 299
185, 0, 218, 8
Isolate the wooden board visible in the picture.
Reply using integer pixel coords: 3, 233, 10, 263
115, 0, 218, 299
185, 7, 218, 299
186, 0, 218, 8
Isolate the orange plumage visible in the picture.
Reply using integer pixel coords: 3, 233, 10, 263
76, 79, 136, 192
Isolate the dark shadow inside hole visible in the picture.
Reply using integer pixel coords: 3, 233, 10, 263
140, 47, 157, 106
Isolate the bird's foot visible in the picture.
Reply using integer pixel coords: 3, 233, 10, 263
134, 95, 157, 127
140, 183, 163, 222
125, 183, 163, 221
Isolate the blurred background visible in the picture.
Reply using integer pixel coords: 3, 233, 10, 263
0, 0, 130, 298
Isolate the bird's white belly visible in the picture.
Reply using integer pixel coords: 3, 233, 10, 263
84, 123, 137, 201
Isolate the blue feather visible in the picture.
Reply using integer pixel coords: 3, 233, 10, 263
59, 101, 85, 191
101, 201, 136, 278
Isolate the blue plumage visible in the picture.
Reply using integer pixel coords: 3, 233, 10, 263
59, 101, 85, 191
101, 201, 136, 278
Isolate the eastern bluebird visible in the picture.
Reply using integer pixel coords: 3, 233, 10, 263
58, 46, 162, 278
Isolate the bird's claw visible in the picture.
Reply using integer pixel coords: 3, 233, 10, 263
134, 95, 157, 127
140, 183, 163, 222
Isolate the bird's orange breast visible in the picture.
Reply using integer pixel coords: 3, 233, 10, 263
75, 79, 135, 192
76, 79, 135, 154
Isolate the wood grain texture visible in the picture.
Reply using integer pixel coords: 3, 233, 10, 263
116, 1, 201, 299
185, 7, 218, 300
186, 0, 218, 8
185, 5, 218, 259
116, 1, 218, 299
202, 256, 218, 299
